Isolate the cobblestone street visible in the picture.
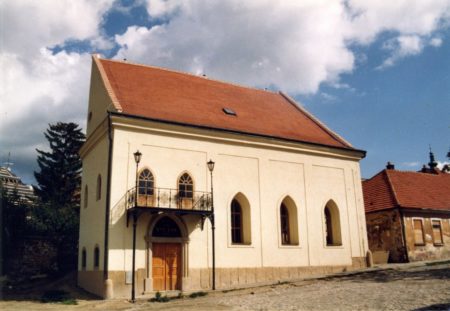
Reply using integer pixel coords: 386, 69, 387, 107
1, 260, 449, 311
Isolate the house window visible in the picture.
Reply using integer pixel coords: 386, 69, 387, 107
324, 200, 342, 246
96, 175, 102, 201
94, 246, 100, 269
178, 173, 193, 199
230, 193, 252, 245
280, 203, 290, 245
413, 219, 425, 245
81, 248, 86, 270
231, 199, 242, 244
138, 169, 154, 195
432, 220, 443, 245
84, 185, 88, 208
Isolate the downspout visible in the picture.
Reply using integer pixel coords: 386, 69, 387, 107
397, 207, 409, 263
103, 112, 114, 297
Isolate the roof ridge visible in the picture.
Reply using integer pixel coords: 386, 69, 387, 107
278, 92, 354, 149
384, 170, 400, 207
100, 57, 278, 95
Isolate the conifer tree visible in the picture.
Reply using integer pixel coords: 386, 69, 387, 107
32, 122, 85, 272
34, 122, 85, 207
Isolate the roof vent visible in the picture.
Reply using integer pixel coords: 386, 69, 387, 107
386, 162, 395, 170
222, 108, 237, 116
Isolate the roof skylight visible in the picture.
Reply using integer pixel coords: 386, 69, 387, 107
223, 107, 237, 116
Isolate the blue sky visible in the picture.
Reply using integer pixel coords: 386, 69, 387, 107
1, 0, 449, 185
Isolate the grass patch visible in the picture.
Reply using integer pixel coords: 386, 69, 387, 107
189, 291, 207, 298
149, 291, 170, 303
40, 290, 77, 305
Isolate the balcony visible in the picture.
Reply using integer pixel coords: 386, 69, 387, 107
126, 186, 212, 215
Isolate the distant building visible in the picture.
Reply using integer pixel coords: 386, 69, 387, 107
78, 55, 369, 299
363, 156, 450, 263
0, 166, 35, 204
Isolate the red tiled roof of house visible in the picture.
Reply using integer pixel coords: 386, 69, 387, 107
363, 169, 450, 213
95, 57, 359, 151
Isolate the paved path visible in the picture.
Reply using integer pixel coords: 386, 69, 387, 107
1, 260, 450, 310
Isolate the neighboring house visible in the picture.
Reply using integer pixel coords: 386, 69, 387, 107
78, 55, 369, 299
0, 166, 35, 204
363, 158, 450, 263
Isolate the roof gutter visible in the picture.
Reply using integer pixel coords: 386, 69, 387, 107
109, 111, 366, 158
103, 111, 113, 281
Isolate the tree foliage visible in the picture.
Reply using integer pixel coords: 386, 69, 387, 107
34, 122, 85, 206
32, 122, 85, 272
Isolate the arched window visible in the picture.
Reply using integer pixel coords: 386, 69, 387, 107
94, 246, 100, 269
152, 217, 182, 237
84, 185, 88, 208
178, 173, 193, 199
324, 200, 342, 246
231, 199, 242, 243
279, 196, 299, 245
280, 203, 290, 244
81, 248, 87, 270
230, 193, 251, 244
96, 175, 102, 201
138, 169, 154, 195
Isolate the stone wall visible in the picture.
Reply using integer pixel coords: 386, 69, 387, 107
97, 257, 366, 298
366, 209, 408, 263
403, 212, 450, 262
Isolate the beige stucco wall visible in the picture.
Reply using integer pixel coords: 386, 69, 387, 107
90, 116, 368, 297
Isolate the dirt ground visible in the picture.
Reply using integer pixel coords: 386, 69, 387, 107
1, 260, 450, 311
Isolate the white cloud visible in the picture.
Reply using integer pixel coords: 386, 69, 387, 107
0, 0, 113, 57
430, 37, 443, 47
377, 35, 424, 69
0, 0, 114, 182
116, 1, 355, 94
402, 161, 420, 168
114, 0, 450, 93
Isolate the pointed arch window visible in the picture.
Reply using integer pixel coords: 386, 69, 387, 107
279, 196, 299, 245
84, 185, 88, 208
96, 175, 102, 200
178, 173, 193, 199
231, 199, 243, 244
81, 248, 87, 270
280, 203, 290, 245
324, 201, 342, 246
138, 169, 154, 196
94, 246, 100, 269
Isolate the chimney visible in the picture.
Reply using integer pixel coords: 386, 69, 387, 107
386, 162, 395, 170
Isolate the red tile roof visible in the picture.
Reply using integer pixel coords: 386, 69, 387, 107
95, 57, 359, 151
363, 169, 450, 213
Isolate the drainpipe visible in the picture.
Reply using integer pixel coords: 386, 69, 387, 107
398, 208, 409, 263
103, 112, 114, 298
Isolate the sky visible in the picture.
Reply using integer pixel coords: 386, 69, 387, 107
1, 0, 449, 185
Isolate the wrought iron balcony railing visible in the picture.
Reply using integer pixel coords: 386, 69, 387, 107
126, 187, 212, 212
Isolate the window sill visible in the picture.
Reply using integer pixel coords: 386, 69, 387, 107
325, 244, 343, 248
228, 243, 253, 248
414, 243, 425, 247
279, 243, 301, 249
433, 243, 444, 247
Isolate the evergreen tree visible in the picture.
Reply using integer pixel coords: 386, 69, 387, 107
32, 122, 85, 272
34, 122, 85, 207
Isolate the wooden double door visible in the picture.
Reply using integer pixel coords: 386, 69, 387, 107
152, 243, 182, 291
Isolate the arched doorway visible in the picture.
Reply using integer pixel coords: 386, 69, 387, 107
151, 217, 183, 291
